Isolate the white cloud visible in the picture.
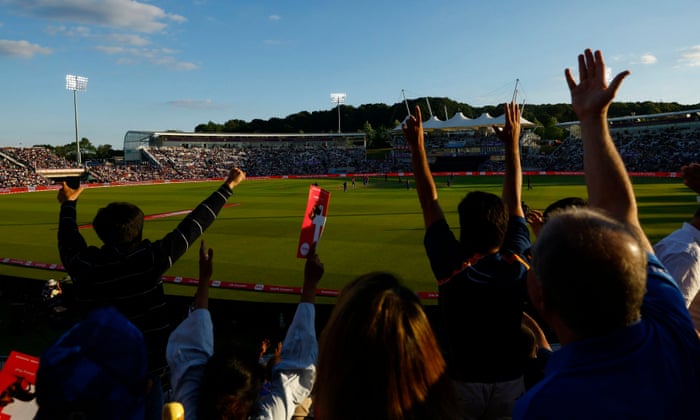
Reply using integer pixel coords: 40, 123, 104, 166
0, 39, 52, 57
4, 1, 195, 70
679, 45, 700, 67
116, 56, 135, 65
639, 54, 657, 65
269, 15, 281, 21
151, 56, 198, 71
95, 44, 197, 70
108, 33, 150, 47
46, 25, 92, 37
95, 45, 125, 54
5, 0, 186, 33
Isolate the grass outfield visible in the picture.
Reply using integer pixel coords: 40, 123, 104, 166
0, 175, 696, 303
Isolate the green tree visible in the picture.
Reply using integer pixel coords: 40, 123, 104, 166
540, 116, 566, 140
79, 137, 96, 158
195, 121, 223, 133
223, 119, 248, 132
362, 121, 376, 145
96, 144, 114, 159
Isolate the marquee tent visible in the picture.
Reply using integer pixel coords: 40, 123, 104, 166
441, 112, 473, 129
393, 111, 536, 131
422, 115, 446, 130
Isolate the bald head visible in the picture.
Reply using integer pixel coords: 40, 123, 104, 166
531, 208, 647, 339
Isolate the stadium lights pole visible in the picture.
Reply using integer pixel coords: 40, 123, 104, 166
330, 93, 346, 133
66, 74, 88, 165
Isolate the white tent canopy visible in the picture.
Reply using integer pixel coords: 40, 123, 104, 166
441, 112, 472, 129
468, 112, 496, 128
393, 111, 535, 131
422, 115, 445, 130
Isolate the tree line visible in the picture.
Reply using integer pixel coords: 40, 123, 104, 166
33, 137, 122, 161
195, 98, 700, 148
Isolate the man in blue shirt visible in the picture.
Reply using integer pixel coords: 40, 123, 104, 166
514, 49, 700, 419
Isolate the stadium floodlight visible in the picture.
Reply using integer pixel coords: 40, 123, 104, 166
330, 93, 346, 133
66, 74, 88, 165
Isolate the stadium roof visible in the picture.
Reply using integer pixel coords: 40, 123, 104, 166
392, 112, 536, 132
557, 109, 700, 128
147, 131, 366, 139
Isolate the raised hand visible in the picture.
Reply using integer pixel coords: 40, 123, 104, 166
493, 101, 521, 149
225, 167, 246, 190
401, 105, 424, 153
57, 181, 84, 203
565, 49, 630, 121
526, 209, 545, 238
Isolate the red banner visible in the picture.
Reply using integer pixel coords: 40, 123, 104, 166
297, 185, 331, 258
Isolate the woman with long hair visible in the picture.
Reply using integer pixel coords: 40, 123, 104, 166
315, 272, 459, 420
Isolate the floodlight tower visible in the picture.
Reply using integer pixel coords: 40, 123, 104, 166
330, 93, 346, 133
66, 74, 88, 165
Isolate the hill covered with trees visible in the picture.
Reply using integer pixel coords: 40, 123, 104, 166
194, 98, 700, 148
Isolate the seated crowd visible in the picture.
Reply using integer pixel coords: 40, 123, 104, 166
515, 123, 700, 173
4, 112, 700, 190
0, 141, 398, 188
13, 49, 700, 419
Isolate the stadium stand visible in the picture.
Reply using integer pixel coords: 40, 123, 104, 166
2, 116, 700, 189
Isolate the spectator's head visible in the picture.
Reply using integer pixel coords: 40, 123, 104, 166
93, 202, 144, 249
542, 197, 588, 222
35, 306, 148, 420
316, 272, 458, 420
458, 191, 508, 256
528, 207, 647, 342
198, 341, 264, 420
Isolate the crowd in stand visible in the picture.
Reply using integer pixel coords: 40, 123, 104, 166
519, 124, 700, 172
2, 120, 700, 189
1, 147, 80, 170
0, 142, 398, 188
6, 50, 700, 419
0, 159, 50, 187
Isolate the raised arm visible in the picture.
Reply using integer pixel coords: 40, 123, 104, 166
165, 240, 215, 415
565, 49, 651, 251
493, 101, 524, 217
154, 167, 246, 271
403, 105, 445, 227
301, 246, 324, 304
257, 248, 323, 418
194, 240, 213, 310
57, 181, 88, 269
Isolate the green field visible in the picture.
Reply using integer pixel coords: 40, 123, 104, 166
0, 175, 696, 303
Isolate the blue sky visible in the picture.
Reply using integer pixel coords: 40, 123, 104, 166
1, 0, 699, 149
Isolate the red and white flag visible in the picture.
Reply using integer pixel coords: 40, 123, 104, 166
297, 185, 331, 258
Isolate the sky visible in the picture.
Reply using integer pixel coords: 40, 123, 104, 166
1, 0, 699, 149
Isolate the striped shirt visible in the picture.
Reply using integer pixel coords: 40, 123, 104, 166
58, 184, 233, 375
